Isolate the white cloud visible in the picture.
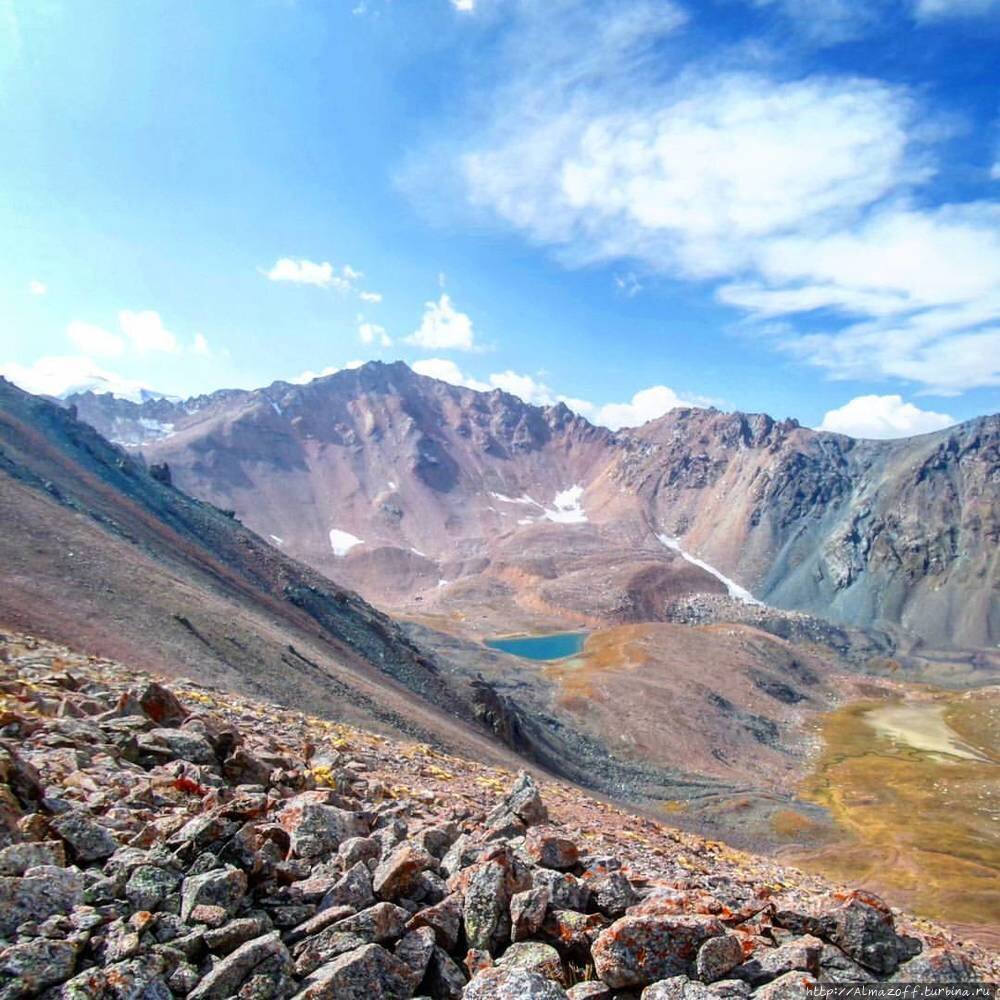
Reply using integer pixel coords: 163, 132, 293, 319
290, 359, 366, 385
359, 290, 383, 303
594, 385, 708, 429
118, 310, 178, 353
0, 356, 157, 402
407, 293, 476, 351
614, 272, 642, 297
407, 0, 997, 393
265, 258, 361, 291
27, 279, 46, 296
914, 0, 1000, 17
67, 320, 124, 358
818, 394, 956, 439
358, 320, 392, 347
411, 358, 489, 390
487, 370, 555, 405
451, 0, 475, 10
193, 333, 210, 356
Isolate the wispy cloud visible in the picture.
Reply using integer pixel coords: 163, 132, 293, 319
403, 0, 998, 393
27, 279, 46, 296
914, 0, 1000, 18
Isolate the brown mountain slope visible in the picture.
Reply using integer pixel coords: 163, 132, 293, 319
69, 362, 998, 650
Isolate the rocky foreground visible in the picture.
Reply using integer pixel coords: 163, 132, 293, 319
0, 632, 995, 999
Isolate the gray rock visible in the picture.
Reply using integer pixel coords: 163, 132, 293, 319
463, 966, 568, 999
293, 942, 414, 999
494, 941, 565, 984
340, 836, 382, 868
708, 980, 751, 997
532, 870, 589, 913
590, 872, 639, 919
891, 946, 979, 982
203, 915, 272, 954
49, 810, 118, 862
566, 984, 612, 1000
321, 860, 375, 911
0, 937, 81, 998
187, 931, 292, 1000
181, 865, 247, 923
734, 936, 822, 986
510, 886, 550, 942
751, 971, 818, 1000
279, 795, 369, 859
0, 840, 66, 876
464, 862, 511, 954
0, 869, 85, 936
139, 728, 217, 765
423, 946, 467, 999
641, 976, 718, 1000
484, 772, 548, 835
124, 865, 182, 912
697, 934, 745, 983
407, 893, 464, 951
394, 926, 437, 987
523, 827, 578, 871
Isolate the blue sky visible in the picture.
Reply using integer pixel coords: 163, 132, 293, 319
1, 0, 998, 437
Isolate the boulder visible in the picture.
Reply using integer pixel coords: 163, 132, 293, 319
592, 914, 725, 989
187, 931, 292, 1000
510, 886, 550, 942
180, 865, 247, 923
0, 937, 82, 998
279, 793, 369, 859
374, 842, 436, 900
463, 966, 569, 998
752, 971, 819, 1000
49, 810, 118, 862
696, 934, 744, 983
494, 941, 565, 983
293, 943, 415, 999
523, 827, 579, 871
0, 868, 85, 936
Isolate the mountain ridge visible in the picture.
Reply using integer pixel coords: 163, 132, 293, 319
63, 361, 999, 650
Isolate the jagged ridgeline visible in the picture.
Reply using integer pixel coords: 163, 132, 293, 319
67, 361, 998, 650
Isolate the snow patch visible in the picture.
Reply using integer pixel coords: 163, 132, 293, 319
517, 517, 536, 526
544, 485, 587, 524
270, 400, 282, 416
388, 481, 398, 491
269, 535, 284, 546
411, 547, 427, 558
138, 418, 175, 440
437, 579, 449, 588
658, 534, 762, 605
329, 529, 364, 556
489, 491, 541, 507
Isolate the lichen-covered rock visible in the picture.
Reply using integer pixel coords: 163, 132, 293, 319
733, 936, 822, 986
0, 937, 82, 998
751, 971, 818, 1000
138, 681, 188, 726
49, 809, 118, 862
772, 891, 902, 976
494, 941, 565, 983
463, 966, 569, 999
641, 976, 718, 1000
524, 827, 579, 871
408, 892, 464, 951
138, 727, 217, 765
181, 865, 247, 923
187, 931, 292, 1000
0, 868, 85, 936
374, 842, 436, 900
279, 794, 369, 859
891, 947, 978, 982
124, 864, 182, 912
0, 840, 66, 875
293, 943, 414, 999
592, 914, 725, 989
510, 886, 550, 942
696, 934, 744, 983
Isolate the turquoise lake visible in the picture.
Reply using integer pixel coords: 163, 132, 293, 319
485, 632, 587, 661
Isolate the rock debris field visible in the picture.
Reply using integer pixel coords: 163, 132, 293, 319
0, 631, 995, 999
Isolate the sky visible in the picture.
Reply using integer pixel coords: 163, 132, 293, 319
1, 0, 998, 438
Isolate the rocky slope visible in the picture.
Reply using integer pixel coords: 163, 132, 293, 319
67, 363, 999, 650
5, 376, 889, 849
0, 631, 994, 999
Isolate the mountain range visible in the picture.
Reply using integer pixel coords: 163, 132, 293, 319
67, 361, 999, 651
